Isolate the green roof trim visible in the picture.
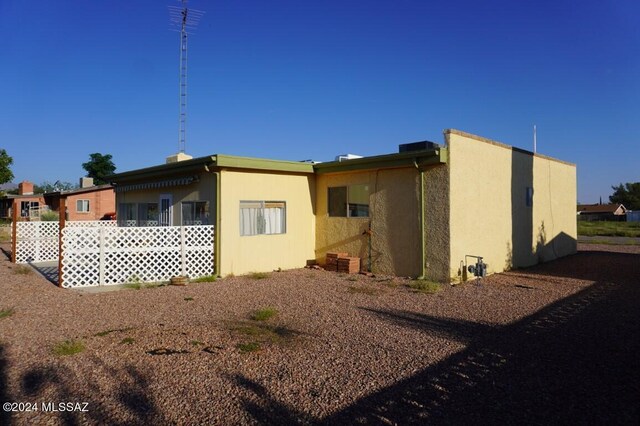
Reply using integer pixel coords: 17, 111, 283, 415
215, 154, 314, 173
108, 156, 216, 183
108, 154, 313, 184
313, 148, 447, 174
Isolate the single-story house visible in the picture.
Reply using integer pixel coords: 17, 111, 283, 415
108, 129, 577, 282
0, 181, 47, 219
45, 178, 116, 221
576, 203, 627, 221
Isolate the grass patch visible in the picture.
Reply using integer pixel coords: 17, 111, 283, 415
94, 327, 133, 337
192, 275, 217, 283
577, 221, 640, 237
250, 307, 278, 321
191, 340, 204, 346
347, 286, 381, 295
0, 308, 15, 319
120, 337, 135, 345
346, 276, 358, 282
228, 321, 300, 346
0, 230, 10, 243
408, 280, 442, 294
248, 271, 270, 280
184, 297, 194, 301
13, 265, 32, 275
52, 339, 85, 356
237, 342, 261, 353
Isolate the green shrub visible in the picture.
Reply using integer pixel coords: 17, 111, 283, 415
408, 280, 442, 294
237, 342, 261, 353
193, 275, 217, 283
251, 307, 278, 321
40, 211, 59, 221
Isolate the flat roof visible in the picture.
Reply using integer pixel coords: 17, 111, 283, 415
108, 154, 315, 183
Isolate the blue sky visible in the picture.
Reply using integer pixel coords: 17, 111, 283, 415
1, 0, 638, 203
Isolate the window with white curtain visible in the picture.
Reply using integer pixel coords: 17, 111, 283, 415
239, 201, 286, 236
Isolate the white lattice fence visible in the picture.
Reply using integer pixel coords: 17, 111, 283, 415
14, 220, 119, 264
61, 225, 214, 288
15, 221, 59, 263
66, 221, 118, 228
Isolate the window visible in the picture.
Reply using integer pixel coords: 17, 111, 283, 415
240, 201, 286, 236
118, 203, 137, 227
328, 184, 370, 217
138, 203, 159, 226
76, 199, 90, 213
182, 201, 210, 225
20, 201, 39, 217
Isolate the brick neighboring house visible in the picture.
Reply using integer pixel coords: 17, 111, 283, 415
576, 203, 627, 221
45, 178, 116, 221
0, 181, 47, 219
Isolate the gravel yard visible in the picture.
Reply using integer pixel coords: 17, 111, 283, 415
1, 243, 638, 425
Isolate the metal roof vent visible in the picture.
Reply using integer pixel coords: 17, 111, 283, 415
335, 154, 363, 162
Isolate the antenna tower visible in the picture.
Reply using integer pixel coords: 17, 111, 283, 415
169, 1, 204, 153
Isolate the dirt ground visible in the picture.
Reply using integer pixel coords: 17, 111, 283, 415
1, 243, 638, 425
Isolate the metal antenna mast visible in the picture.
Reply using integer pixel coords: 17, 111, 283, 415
169, 1, 204, 153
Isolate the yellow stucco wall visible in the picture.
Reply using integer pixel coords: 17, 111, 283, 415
219, 170, 316, 276
446, 130, 577, 281
315, 168, 422, 277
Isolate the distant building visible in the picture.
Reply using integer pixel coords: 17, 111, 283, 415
576, 203, 627, 221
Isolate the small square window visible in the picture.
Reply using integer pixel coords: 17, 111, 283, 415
76, 199, 90, 213
328, 185, 369, 217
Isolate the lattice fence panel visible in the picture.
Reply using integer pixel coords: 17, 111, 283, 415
15, 221, 59, 263
66, 221, 118, 228
61, 225, 214, 288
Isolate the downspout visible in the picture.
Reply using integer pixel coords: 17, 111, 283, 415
414, 160, 426, 279
213, 171, 222, 277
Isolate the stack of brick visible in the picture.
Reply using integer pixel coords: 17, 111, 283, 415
337, 256, 360, 274
325, 252, 348, 271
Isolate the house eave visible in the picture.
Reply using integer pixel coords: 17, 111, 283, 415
313, 148, 447, 174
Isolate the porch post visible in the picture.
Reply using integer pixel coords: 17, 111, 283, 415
11, 200, 18, 263
58, 198, 66, 288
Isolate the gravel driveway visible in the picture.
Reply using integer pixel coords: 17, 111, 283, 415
1, 243, 638, 425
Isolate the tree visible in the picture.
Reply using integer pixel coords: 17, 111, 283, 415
609, 182, 640, 210
0, 149, 14, 185
82, 153, 116, 185
35, 181, 77, 194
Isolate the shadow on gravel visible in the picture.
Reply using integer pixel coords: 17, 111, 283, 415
335, 277, 640, 425
226, 251, 640, 424
3, 358, 166, 425
1, 345, 11, 426
229, 374, 313, 425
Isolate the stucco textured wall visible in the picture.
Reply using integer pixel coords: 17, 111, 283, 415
315, 168, 422, 277
423, 164, 450, 282
220, 170, 316, 276
446, 130, 577, 281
